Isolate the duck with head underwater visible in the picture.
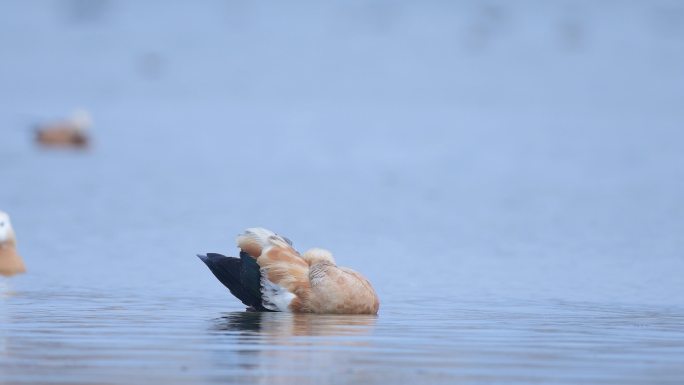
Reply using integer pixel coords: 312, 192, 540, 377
198, 228, 379, 315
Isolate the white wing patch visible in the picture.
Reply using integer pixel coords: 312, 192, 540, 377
260, 268, 295, 312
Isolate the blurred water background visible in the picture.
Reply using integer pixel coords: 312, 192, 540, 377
1, 1, 684, 384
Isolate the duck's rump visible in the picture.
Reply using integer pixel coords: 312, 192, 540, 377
307, 264, 380, 315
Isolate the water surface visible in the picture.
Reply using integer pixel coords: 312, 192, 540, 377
2, 1, 684, 384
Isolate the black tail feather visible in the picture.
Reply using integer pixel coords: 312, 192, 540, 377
197, 253, 272, 312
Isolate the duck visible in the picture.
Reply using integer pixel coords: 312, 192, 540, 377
198, 228, 379, 315
35, 109, 91, 148
0, 211, 26, 277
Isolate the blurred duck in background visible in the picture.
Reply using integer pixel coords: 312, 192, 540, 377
198, 228, 380, 315
0, 211, 26, 277
35, 109, 91, 148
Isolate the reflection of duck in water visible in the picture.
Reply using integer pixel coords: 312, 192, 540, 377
0, 211, 26, 277
209, 312, 377, 384
34, 109, 91, 148
213, 311, 377, 338
199, 228, 379, 314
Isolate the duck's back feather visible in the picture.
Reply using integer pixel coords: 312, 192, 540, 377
198, 252, 272, 311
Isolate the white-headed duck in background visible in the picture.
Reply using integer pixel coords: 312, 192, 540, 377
0, 211, 26, 277
35, 109, 91, 148
198, 228, 380, 315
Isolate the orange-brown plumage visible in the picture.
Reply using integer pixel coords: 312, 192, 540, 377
36, 126, 88, 147
34, 110, 91, 148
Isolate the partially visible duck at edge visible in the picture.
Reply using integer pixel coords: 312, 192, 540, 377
35, 109, 91, 148
0, 211, 26, 277
198, 228, 380, 315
